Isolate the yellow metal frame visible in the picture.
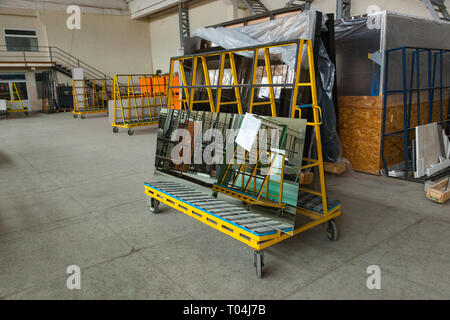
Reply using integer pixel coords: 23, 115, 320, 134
72, 79, 109, 116
111, 74, 164, 130
166, 41, 298, 114
150, 39, 341, 251
7, 82, 28, 115
145, 183, 340, 251
214, 148, 286, 209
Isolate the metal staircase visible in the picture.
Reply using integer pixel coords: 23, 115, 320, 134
422, 0, 450, 22
240, 0, 269, 15
0, 45, 112, 81
0, 45, 112, 113
285, 0, 313, 9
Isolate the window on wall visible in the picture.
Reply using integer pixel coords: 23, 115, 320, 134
13, 82, 28, 100
4, 29, 39, 52
0, 73, 28, 100
0, 81, 11, 100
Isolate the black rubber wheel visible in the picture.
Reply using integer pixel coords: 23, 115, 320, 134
212, 191, 218, 198
113, 127, 119, 133
81, 114, 85, 119
73, 114, 78, 119
128, 129, 134, 136
254, 251, 264, 279
326, 219, 338, 241
277, 208, 284, 217
246, 204, 252, 211
148, 198, 160, 214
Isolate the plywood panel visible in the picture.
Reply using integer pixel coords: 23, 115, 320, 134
338, 94, 449, 174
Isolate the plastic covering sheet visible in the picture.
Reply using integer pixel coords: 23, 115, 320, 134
384, 12, 450, 93
192, 9, 341, 162
335, 11, 450, 95
334, 13, 383, 96
193, 9, 322, 68
317, 41, 341, 162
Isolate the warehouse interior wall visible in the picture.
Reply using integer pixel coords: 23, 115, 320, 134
0, 7, 152, 77
261, 0, 450, 19
2, 0, 450, 81
0, 7, 49, 47
40, 10, 152, 76
147, 0, 450, 73
149, 0, 243, 73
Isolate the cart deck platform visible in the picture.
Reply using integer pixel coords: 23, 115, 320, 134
144, 180, 341, 278
145, 181, 294, 236
112, 117, 158, 135
73, 108, 108, 119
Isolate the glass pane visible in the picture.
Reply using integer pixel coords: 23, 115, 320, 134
0, 73, 26, 81
12, 82, 28, 100
155, 110, 308, 234
0, 82, 11, 100
5, 29, 37, 36
5, 37, 39, 52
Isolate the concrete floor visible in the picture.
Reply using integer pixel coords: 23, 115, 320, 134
0, 112, 449, 300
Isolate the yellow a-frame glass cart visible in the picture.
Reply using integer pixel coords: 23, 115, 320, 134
72, 79, 110, 119
111, 74, 165, 135
7, 82, 28, 116
146, 39, 341, 278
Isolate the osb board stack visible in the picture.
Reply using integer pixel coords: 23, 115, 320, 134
338, 93, 449, 174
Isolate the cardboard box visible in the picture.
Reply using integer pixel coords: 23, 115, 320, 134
426, 178, 450, 204
300, 172, 313, 185
324, 161, 347, 174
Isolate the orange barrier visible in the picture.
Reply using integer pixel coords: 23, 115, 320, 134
138, 74, 180, 110
169, 74, 181, 110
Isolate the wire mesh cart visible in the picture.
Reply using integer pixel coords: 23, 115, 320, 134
111, 74, 167, 135
72, 78, 111, 119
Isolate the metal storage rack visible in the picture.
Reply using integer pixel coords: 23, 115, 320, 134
145, 38, 342, 278
380, 46, 450, 181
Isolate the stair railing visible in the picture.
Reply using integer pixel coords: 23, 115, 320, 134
0, 45, 112, 80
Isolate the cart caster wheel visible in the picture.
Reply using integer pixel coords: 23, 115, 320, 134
147, 197, 160, 214
25, 111, 29, 117
254, 251, 264, 279
277, 208, 284, 217
81, 114, 85, 119
113, 127, 119, 133
212, 191, 218, 198
246, 204, 252, 211
128, 129, 134, 136
326, 219, 338, 241
73, 114, 78, 119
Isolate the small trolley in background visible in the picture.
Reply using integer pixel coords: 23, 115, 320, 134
72, 78, 111, 119
111, 74, 167, 135
0, 81, 28, 117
